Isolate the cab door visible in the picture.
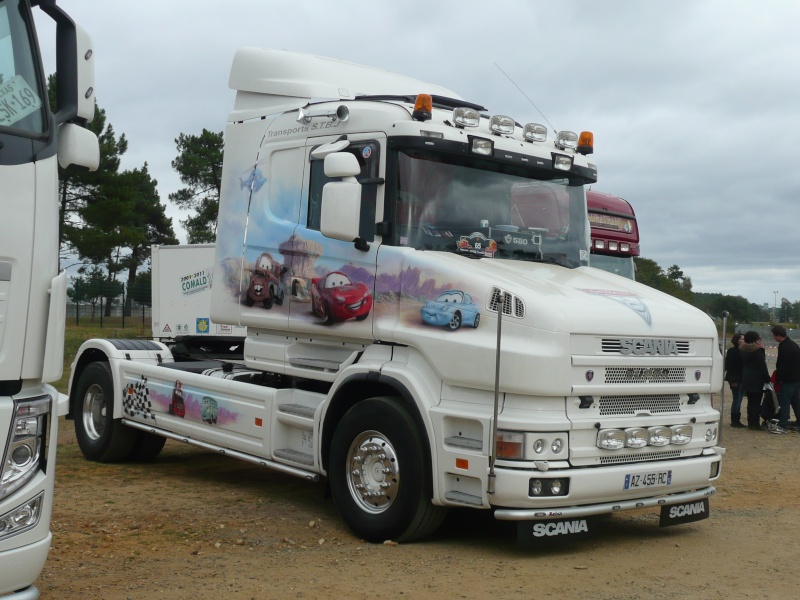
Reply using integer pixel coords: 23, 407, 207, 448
286, 133, 385, 341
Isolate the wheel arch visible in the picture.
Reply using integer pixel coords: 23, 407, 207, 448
320, 374, 435, 489
67, 347, 112, 420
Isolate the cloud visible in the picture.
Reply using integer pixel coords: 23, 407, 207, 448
34, 0, 800, 306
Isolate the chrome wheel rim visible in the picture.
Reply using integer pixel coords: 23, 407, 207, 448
346, 430, 399, 514
82, 383, 106, 441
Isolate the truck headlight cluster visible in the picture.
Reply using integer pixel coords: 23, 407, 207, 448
597, 425, 693, 450
497, 430, 567, 460
1, 397, 50, 500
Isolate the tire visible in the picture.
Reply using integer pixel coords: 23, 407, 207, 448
329, 397, 447, 543
244, 295, 255, 307
448, 311, 462, 331
275, 287, 285, 306
74, 362, 137, 462
263, 291, 273, 309
131, 431, 167, 462
472, 313, 480, 328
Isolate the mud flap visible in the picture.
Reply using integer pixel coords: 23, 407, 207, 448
659, 497, 709, 527
517, 517, 593, 546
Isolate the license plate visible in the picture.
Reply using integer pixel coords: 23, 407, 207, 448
623, 469, 672, 490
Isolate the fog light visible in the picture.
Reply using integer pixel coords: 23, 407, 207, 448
531, 479, 543, 495
594, 239, 605, 249
625, 428, 648, 449
523, 123, 547, 142
0, 493, 43, 541
608, 241, 618, 251
648, 426, 671, 446
671, 425, 693, 445
556, 130, 578, 150
620, 243, 630, 252
453, 107, 481, 128
550, 480, 562, 495
710, 461, 720, 478
489, 115, 515, 135
597, 429, 625, 450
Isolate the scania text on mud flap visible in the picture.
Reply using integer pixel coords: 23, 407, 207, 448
66, 48, 723, 546
0, 1, 99, 597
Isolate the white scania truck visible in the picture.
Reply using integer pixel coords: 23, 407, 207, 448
67, 48, 723, 544
1, 0, 98, 597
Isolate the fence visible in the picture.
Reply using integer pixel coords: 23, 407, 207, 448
68, 279, 151, 328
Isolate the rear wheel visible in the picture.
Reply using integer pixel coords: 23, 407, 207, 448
329, 397, 447, 543
74, 362, 137, 462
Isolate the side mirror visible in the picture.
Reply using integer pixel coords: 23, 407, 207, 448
320, 153, 362, 243
57, 123, 100, 171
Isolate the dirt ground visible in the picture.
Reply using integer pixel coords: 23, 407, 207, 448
36, 390, 800, 600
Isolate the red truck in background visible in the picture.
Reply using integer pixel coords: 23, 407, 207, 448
587, 190, 640, 279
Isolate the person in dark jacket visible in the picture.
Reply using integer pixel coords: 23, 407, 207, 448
724, 333, 745, 427
770, 325, 800, 430
739, 331, 770, 429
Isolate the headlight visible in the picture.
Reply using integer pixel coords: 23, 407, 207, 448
648, 426, 672, 447
597, 429, 626, 450
671, 425, 693, 445
1, 397, 50, 500
625, 428, 649, 449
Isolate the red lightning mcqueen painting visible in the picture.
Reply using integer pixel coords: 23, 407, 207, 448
310, 271, 372, 323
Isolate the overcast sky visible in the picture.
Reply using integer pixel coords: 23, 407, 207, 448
35, 1, 800, 310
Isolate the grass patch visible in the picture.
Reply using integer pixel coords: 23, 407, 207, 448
56, 319, 151, 393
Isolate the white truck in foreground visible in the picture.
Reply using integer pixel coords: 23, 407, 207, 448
67, 48, 723, 544
1, 0, 98, 596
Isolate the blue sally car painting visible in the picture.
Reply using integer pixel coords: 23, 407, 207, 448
420, 290, 480, 331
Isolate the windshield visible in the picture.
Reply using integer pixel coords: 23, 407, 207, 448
590, 254, 636, 280
0, 0, 46, 135
392, 149, 590, 269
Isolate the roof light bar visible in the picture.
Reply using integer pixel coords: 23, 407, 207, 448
489, 115, 515, 136
453, 107, 481, 128
524, 123, 547, 142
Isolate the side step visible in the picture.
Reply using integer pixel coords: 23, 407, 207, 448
121, 419, 320, 482
444, 491, 483, 506
274, 448, 314, 466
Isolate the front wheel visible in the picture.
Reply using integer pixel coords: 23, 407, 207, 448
329, 397, 447, 543
74, 362, 137, 462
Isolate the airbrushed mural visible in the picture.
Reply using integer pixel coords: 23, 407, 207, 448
213, 146, 486, 332
122, 376, 238, 426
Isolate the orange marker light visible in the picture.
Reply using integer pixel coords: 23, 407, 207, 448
456, 458, 469, 470
578, 131, 594, 155
412, 93, 433, 122
255, 418, 263, 427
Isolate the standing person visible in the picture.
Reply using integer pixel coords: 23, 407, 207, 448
724, 333, 745, 427
739, 331, 772, 430
770, 325, 800, 431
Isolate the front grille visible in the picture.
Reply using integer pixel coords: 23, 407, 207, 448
601, 338, 690, 354
605, 367, 686, 384
598, 394, 681, 416
599, 450, 682, 465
